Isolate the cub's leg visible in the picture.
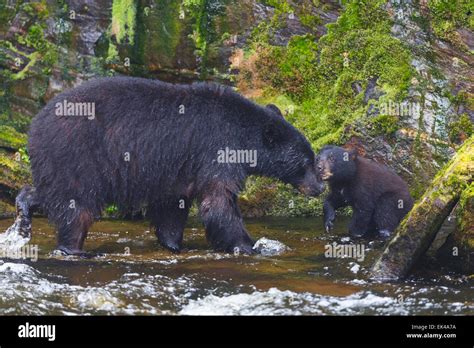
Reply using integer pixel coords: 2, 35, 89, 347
323, 189, 347, 232
348, 204, 375, 238
373, 193, 405, 238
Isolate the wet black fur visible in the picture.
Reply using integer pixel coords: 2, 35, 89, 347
21, 77, 323, 254
317, 145, 413, 238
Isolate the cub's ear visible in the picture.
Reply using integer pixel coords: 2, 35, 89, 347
266, 104, 284, 118
348, 148, 358, 160
341, 148, 357, 162
262, 122, 284, 147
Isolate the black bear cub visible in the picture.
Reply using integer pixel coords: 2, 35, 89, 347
11, 77, 324, 256
316, 145, 413, 238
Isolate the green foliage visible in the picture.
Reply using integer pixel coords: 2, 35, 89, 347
448, 113, 473, 143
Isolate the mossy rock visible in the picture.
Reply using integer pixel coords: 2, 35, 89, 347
0, 200, 15, 218
437, 183, 474, 274
0, 148, 31, 218
0, 150, 31, 190
0, 125, 27, 151
371, 136, 474, 279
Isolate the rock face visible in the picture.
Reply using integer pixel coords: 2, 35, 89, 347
0, 0, 472, 222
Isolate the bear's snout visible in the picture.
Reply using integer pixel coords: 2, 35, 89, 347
298, 169, 325, 197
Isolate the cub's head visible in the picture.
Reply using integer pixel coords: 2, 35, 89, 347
256, 104, 325, 197
316, 145, 357, 182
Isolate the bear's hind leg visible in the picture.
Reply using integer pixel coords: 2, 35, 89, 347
198, 182, 255, 254
56, 208, 94, 256
348, 205, 374, 238
373, 193, 402, 238
151, 199, 189, 253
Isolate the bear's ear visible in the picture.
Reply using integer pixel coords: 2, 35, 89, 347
266, 104, 284, 118
348, 148, 358, 160
262, 123, 285, 147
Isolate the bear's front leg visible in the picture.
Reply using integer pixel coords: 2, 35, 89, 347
152, 198, 190, 253
323, 191, 346, 232
348, 206, 374, 238
198, 183, 255, 254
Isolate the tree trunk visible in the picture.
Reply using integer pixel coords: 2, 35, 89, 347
370, 136, 474, 280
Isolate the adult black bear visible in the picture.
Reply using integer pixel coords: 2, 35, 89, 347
13, 77, 324, 255
316, 145, 413, 238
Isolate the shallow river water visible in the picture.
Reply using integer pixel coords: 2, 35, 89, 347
0, 217, 472, 315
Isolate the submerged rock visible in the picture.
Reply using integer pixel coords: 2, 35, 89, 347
252, 237, 289, 256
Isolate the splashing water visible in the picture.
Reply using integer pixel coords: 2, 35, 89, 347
0, 217, 472, 315
0, 216, 31, 251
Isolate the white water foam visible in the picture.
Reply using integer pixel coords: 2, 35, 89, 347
0, 217, 31, 251
1, 262, 472, 316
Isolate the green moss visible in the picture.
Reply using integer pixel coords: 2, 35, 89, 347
0, 6, 58, 81
448, 113, 473, 143
111, 0, 137, 45
428, 0, 473, 50
260, 0, 293, 13
369, 114, 399, 136
430, 136, 474, 196
0, 111, 31, 133
106, 42, 120, 64
458, 182, 474, 231
239, 176, 324, 217
0, 150, 31, 190
22, 1, 50, 19
145, 0, 183, 67
183, 0, 228, 77
300, 14, 322, 29
0, 125, 27, 150
246, 0, 413, 151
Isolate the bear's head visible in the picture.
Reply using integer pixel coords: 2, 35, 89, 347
253, 105, 325, 197
316, 145, 357, 183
